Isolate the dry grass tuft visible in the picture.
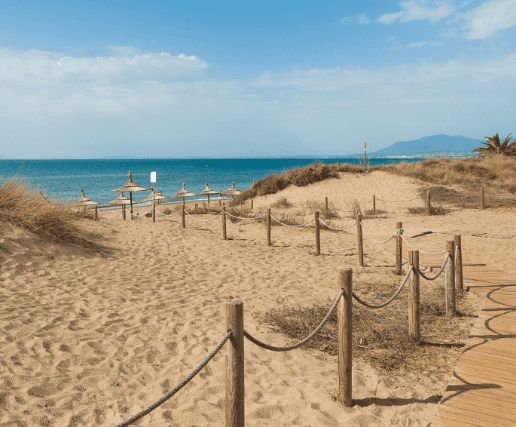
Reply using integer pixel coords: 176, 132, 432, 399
304, 199, 339, 219
233, 162, 366, 205
256, 273, 480, 384
270, 197, 293, 209
0, 176, 97, 246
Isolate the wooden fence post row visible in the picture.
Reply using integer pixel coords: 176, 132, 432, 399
356, 214, 364, 267
426, 191, 431, 216
226, 301, 245, 427
315, 211, 320, 256
480, 187, 485, 210
372, 194, 376, 215
182, 204, 185, 229
122, 204, 126, 221
338, 267, 353, 407
325, 197, 329, 211
454, 235, 463, 292
94, 205, 98, 221
222, 206, 227, 240
408, 250, 420, 342
395, 222, 402, 275
446, 240, 456, 317
267, 208, 271, 247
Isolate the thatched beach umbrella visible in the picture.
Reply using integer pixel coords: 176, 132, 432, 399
108, 192, 135, 220
197, 182, 218, 204
171, 182, 195, 205
73, 189, 99, 210
141, 189, 167, 204
112, 171, 149, 218
221, 182, 241, 199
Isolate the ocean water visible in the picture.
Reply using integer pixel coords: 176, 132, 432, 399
0, 158, 424, 208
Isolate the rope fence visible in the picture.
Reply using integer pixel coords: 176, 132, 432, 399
110, 243, 463, 426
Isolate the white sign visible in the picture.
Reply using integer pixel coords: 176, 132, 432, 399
150, 172, 156, 183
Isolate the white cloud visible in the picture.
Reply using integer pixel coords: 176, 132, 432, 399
379, 1, 459, 24
407, 41, 428, 47
108, 45, 142, 55
340, 13, 371, 24
455, 0, 516, 39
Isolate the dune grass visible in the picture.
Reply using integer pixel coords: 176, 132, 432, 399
256, 273, 479, 383
0, 176, 97, 246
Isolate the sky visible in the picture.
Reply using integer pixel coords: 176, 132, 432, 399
1, 0, 515, 159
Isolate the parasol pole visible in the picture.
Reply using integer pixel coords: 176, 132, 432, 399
151, 172, 156, 223
130, 192, 133, 219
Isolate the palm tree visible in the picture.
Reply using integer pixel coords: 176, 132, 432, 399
473, 133, 516, 156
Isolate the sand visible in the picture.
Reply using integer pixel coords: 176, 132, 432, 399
0, 170, 514, 426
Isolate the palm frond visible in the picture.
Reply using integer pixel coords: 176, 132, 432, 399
500, 134, 513, 151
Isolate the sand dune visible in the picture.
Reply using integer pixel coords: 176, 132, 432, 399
0, 170, 514, 426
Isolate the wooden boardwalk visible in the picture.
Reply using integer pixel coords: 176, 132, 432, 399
419, 253, 516, 427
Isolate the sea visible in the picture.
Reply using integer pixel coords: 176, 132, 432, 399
0, 158, 425, 209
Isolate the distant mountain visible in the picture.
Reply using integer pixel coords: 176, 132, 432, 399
347, 134, 483, 158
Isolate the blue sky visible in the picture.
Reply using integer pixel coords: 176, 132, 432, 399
1, 0, 515, 159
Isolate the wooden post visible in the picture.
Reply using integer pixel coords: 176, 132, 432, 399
182, 204, 185, 229
480, 187, 485, 210
372, 194, 375, 215
122, 204, 126, 221
219, 200, 221, 207
395, 222, 402, 275
446, 241, 456, 317
94, 205, 98, 221
250, 200, 253, 210
454, 235, 463, 293
408, 250, 420, 342
338, 267, 353, 407
267, 208, 271, 247
195, 203, 198, 211
325, 197, 329, 211
315, 211, 320, 256
427, 190, 431, 215
226, 300, 245, 427
222, 206, 227, 240
152, 202, 155, 223
356, 214, 364, 267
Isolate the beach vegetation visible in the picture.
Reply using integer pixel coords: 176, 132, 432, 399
473, 133, 516, 157
0, 176, 97, 246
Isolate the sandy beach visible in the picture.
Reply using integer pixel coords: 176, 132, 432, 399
1, 170, 514, 426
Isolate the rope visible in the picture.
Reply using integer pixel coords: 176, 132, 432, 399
334, 208, 354, 212
270, 215, 315, 227
419, 253, 450, 281
317, 218, 356, 231
185, 210, 223, 221
225, 212, 268, 220
399, 234, 447, 255
98, 211, 122, 219
352, 266, 413, 309
244, 289, 344, 352
375, 197, 419, 203
113, 332, 231, 427
155, 209, 182, 217
360, 224, 397, 244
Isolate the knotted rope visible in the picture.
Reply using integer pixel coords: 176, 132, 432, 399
352, 266, 413, 309
225, 212, 268, 220
98, 211, 122, 219
113, 332, 231, 427
185, 210, 223, 221
399, 233, 447, 255
270, 215, 315, 227
419, 253, 450, 281
155, 208, 182, 217
244, 289, 344, 352
317, 218, 356, 231
360, 223, 397, 244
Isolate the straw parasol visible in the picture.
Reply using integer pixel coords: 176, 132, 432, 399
112, 171, 149, 218
108, 193, 134, 206
141, 189, 167, 203
221, 182, 241, 199
73, 189, 99, 209
197, 182, 218, 204
171, 182, 195, 205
